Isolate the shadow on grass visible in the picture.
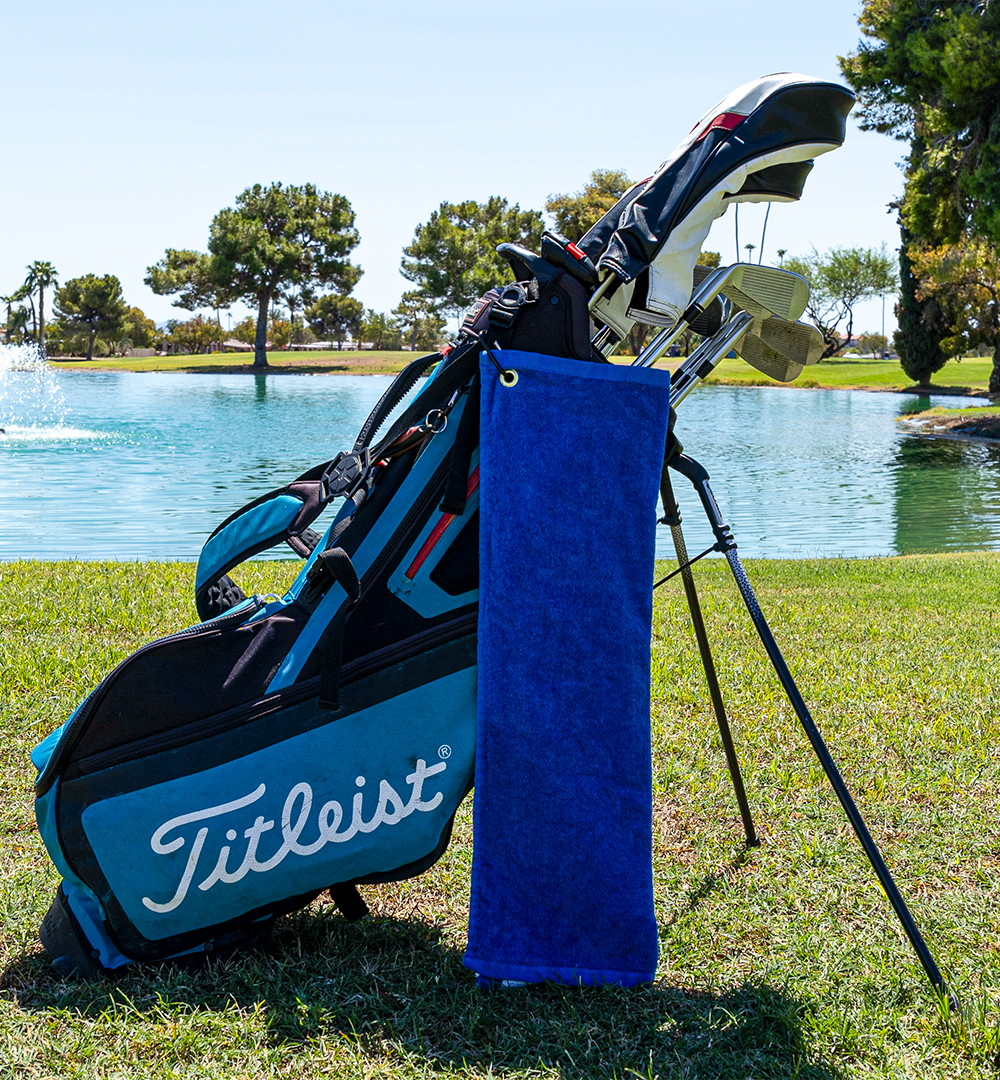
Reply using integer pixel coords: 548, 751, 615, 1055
3, 907, 843, 1079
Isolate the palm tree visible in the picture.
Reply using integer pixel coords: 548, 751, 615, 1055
24, 261, 58, 356
5, 306, 31, 344
1, 293, 15, 340
2, 285, 30, 343
776, 248, 787, 267
744, 243, 756, 263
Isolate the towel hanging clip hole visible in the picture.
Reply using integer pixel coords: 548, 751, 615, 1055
500, 369, 518, 387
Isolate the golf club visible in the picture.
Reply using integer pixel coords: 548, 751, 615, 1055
720, 264, 810, 323
593, 262, 748, 359
665, 310, 755, 407
735, 333, 806, 383
690, 264, 821, 365
758, 316, 824, 365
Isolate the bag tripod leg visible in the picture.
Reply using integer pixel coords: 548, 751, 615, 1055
659, 468, 758, 847
667, 450, 956, 1009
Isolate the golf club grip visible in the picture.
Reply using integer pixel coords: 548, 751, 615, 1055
721, 546, 955, 1006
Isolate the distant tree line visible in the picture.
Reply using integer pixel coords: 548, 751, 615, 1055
12, 10, 1000, 390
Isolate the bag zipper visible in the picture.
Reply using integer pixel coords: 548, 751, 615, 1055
62, 612, 477, 780
35, 598, 266, 797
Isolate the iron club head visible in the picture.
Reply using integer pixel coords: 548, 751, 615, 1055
721, 264, 810, 322
757, 316, 824, 365
735, 332, 806, 383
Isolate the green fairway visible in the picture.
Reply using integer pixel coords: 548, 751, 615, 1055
690, 355, 996, 395
50, 351, 998, 398
1, 554, 997, 1077
49, 349, 422, 376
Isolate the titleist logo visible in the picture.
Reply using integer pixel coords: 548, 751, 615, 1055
142, 758, 447, 914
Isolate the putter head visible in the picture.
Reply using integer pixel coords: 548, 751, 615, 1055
722, 265, 810, 322
758, 316, 824, 365
736, 332, 806, 382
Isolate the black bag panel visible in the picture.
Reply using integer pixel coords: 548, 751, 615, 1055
53, 631, 478, 962
492, 272, 601, 363
430, 511, 479, 597
57, 613, 307, 766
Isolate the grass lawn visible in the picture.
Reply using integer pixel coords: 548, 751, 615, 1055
50, 351, 998, 398
1, 554, 998, 1076
49, 350, 423, 377
683, 355, 996, 395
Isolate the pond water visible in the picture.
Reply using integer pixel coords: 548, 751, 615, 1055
2, 359, 999, 561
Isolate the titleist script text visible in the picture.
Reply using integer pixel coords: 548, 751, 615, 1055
142, 758, 447, 914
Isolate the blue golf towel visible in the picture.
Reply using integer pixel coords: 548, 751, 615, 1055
464, 348, 672, 987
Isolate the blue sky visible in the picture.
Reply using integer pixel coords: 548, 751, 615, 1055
2, 0, 903, 335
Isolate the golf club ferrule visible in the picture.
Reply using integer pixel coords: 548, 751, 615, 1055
695, 358, 718, 380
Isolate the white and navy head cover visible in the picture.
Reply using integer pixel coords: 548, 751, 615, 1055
585, 73, 855, 336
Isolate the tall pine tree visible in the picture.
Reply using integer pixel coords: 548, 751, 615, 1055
841, 1, 1000, 388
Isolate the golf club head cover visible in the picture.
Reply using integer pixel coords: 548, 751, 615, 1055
584, 73, 855, 330
465, 349, 671, 987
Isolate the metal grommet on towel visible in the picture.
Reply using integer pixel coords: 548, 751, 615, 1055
500, 370, 518, 387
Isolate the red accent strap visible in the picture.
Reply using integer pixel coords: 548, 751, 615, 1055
405, 466, 480, 580
566, 242, 586, 261
694, 112, 746, 141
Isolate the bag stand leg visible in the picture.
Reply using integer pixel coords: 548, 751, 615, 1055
666, 449, 957, 1010
659, 467, 758, 848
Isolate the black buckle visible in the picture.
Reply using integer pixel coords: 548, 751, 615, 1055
488, 282, 537, 328
322, 450, 372, 501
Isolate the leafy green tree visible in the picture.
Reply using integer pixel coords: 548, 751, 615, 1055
401, 197, 544, 322
230, 317, 257, 345
784, 246, 897, 358
4, 304, 30, 344
206, 183, 362, 369
894, 228, 949, 387
545, 168, 633, 241
840, 3, 1000, 381
913, 239, 1000, 392
267, 313, 292, 350
278, 282, 316, 349
289, 317, 315, 346
857, 332, 889, 358
841, 0, 1000, 246
166, 315, 223, 355
53, 274, 129, 361
392, 291, 446, 351
2, 285, 30, 344
144, 249, 234, 325
306, 293, 364, 350
123, 306, 158, 349
23, 261, 58, 355
360, 311, 400, 351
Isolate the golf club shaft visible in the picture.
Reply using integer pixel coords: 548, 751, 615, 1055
593, 263, 747, 362
669, 311, 755, 405
669, 451, 957, 1009
631, 321, 686, 368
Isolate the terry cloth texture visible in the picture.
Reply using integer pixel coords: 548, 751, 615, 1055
465, 348, 672, 987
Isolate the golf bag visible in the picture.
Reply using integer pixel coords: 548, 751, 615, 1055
31, 265, 600, 977
33, 71, 860, 980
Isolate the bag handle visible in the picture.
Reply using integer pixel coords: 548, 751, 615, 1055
194, 462, 334, 621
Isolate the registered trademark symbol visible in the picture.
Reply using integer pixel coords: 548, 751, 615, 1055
438, 745, 452, 759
